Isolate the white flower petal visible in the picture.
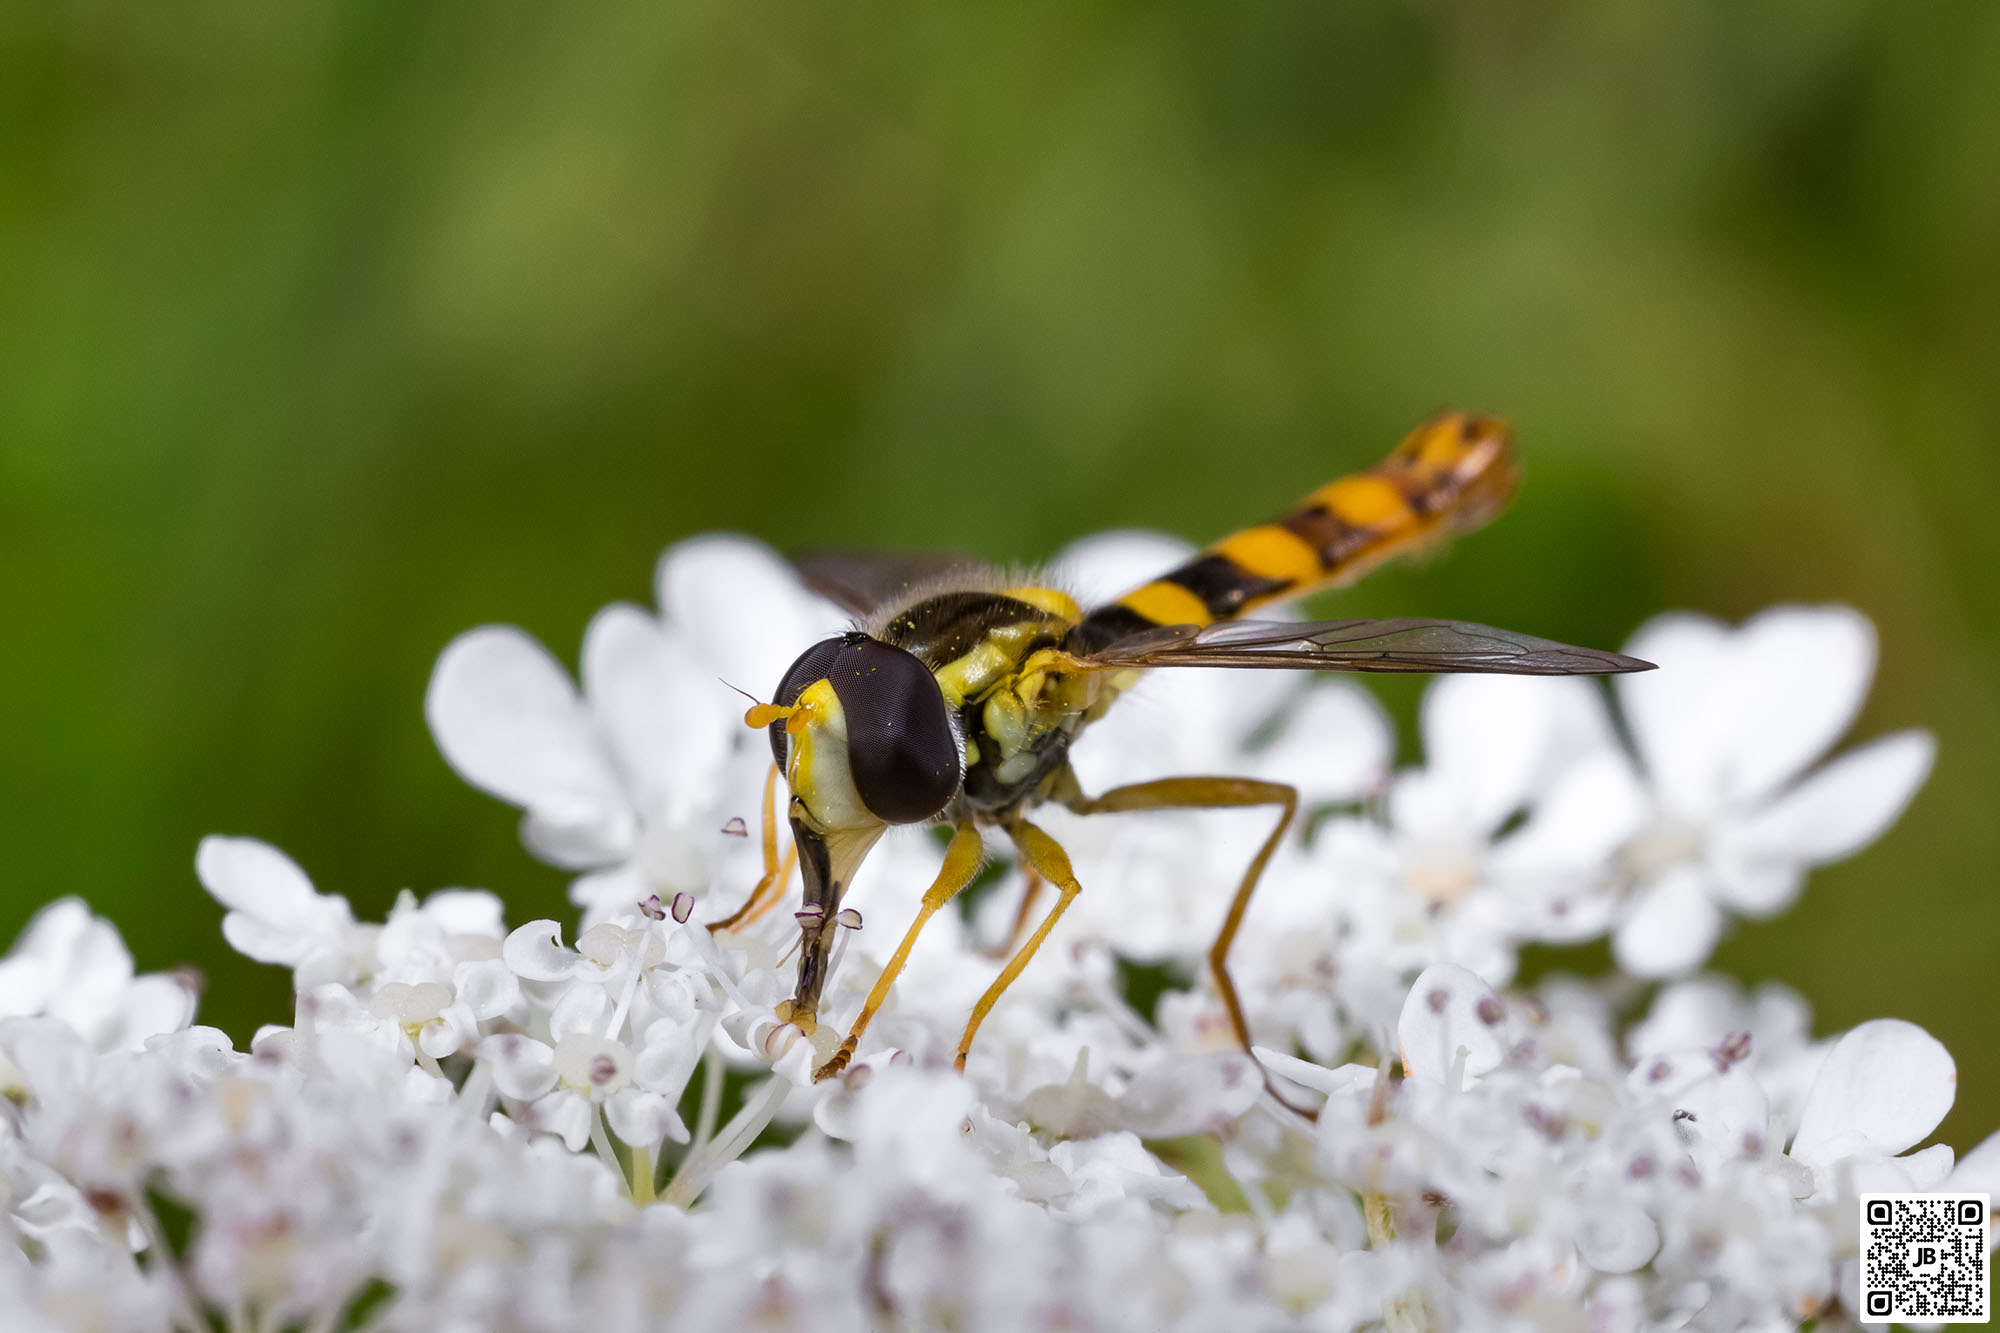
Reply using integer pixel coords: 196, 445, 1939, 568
1384, 768, 1464, 846
1612, 865, 1724, 979
1418, 675, 1560, 836
502, 921, 578, 983
528, 1090, 594, 1152
1704, 855, 1803, 917
1250, 684, 1393, 806
198, 837, 353, 968
1627, 977, 1741, 1058
0, 953, 52, 1014
1494, 748, 1650, 873
607, 1087, 689, 1147
582, 603, 732, 819
1577, 1203, 1660, 1274
1397, 963, 1507, 1085
419, 889, 507, 938
1616, 612, 1733, 820
1718, 606, 1876, 806
109, 974, 197, 1050
520, 800, 638, 871
0, 900, 114, 1019
196, 836, 320, 921
1724, 729, 1934, 867
1672, 1067, 1770, 1171
568, 862, 654, 930
453, 959, 521, 1020
1046, 531, 1197, 609
1115, 1052, 1262, 1138
6, 899, 93, 964
219, 916, 307, 969
655, 535, 845, 695
1902, 1142, 1956, 1190
480, 1033, 558, 1101
633, 1019, 701, 1096
1792, 1018, 1955, 1163
549, 985, 612, 1045
424, 625, 635, 866
417, 1005, 476, 1060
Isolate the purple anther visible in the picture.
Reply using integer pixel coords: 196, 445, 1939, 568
836, 908, 863, 931
1711, 1030, 1752, 1072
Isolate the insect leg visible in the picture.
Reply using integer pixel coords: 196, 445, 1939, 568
812, 822, 984, 1082
710, 763, 797, 934
983, 865, 1045, 960
1063, 776, 1305, 1111
955, 820, 1083, 1073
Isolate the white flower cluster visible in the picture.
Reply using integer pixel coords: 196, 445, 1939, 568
2, 532, 1988, 1332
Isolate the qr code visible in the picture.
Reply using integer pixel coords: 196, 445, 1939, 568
1860, 1192, 1990, 1323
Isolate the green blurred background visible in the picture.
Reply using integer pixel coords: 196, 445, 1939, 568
3, 3, 1996, 1146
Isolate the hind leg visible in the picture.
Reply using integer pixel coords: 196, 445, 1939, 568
1062, 776, 1306, 1112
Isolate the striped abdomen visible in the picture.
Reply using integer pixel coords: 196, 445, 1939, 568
1069, 412, 1519, 652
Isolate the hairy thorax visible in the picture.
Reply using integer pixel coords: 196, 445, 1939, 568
872, 585, 1135, 818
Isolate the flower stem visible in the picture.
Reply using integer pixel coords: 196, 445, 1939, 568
663, 1075, 787, 1208
587, 1105, 624, 1182
631, 1144, 656, 1206
690, 1045, 724, 1157
132, 1193, 209, 1333
1364, 1188, 1395, 1245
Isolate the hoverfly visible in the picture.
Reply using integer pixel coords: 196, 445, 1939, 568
722, 413, 1652, 1091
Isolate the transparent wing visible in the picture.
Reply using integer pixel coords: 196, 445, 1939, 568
790, 548, 988, 617
1074, 617, 1653, 676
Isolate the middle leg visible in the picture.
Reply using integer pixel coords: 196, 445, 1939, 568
956, 819, 1084, 1072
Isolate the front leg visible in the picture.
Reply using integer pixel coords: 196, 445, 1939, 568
812, 822, 985, 1082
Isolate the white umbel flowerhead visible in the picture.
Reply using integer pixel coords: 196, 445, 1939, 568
4, 525, 1963, 1333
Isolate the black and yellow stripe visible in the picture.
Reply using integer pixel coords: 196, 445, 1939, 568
1068, 411, 1520, 652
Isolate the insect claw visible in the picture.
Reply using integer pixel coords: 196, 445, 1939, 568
812, 1037, 858, 1083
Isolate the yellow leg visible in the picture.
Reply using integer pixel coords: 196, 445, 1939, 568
1063, 776, 1304, 1110
983, 865, 1045, 961
956, 820, 1082, 1072
812, 822, 984, 1082
711, 765, 796, 934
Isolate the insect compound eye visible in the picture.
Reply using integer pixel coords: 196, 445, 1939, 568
824, 637, 961, 823
769, 631, 960, 824
766, 633, 961, 823
768, 636, 848, 769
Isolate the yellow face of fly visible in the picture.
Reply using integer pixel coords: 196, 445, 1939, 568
766, 680, 879, 839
